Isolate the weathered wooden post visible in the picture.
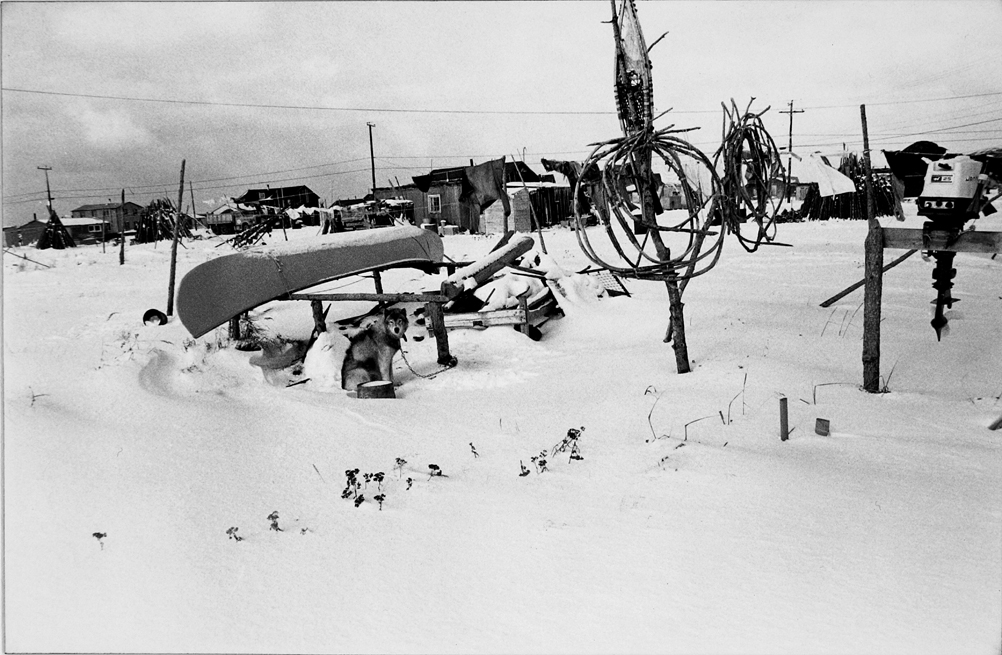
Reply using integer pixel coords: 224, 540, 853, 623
310, 300, 327, 334
119, 189, 126, 266
424, 301, 453, 366
779, 396, 789, 441
860, 106, 884, 392
166, 159, 186, 316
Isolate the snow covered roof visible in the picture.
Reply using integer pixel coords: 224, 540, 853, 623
60, 217, 108, 227
209, 202, 256, 215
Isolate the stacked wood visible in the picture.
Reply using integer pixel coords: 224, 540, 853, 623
136, 198, 193, 243
800, 153, 896, 220
230, 213, 285, 249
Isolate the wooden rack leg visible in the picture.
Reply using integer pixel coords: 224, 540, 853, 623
310, 300, 327, 333
424, 301, 455, 366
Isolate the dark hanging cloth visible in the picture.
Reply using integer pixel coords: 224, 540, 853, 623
460, 157, 510, 217
542, 158, 593, 215
36, 209, 75, 250
882, 140, 949, 198
412, 174, 434, 193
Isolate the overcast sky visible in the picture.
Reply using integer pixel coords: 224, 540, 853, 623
2, 1, 1000, 226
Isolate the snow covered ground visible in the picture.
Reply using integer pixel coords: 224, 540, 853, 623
3, 216, 1000, 654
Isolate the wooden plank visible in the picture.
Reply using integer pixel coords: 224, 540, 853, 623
442, 308, 525, 329
288, 292, 448, 303
819, 249, 917, 307
440, 235, 534, 299
882, 228, 1002, 254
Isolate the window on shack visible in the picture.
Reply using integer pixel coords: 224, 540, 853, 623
428, 194, 441, 214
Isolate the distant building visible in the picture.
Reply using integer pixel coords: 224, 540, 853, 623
481, 182, 573, 234
233, 185, 320, 211
61, 216, 110, 243
660, 183, 688, 210
70, 202, 145, 234
205, 201, 258, 235
3, 218, 47, 247
373, 161, 555, 233
770, 175, 811, 201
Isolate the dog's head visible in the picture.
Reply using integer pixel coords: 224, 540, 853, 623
383, 307, 409, 341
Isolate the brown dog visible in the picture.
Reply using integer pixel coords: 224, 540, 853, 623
341, 307, 409, 390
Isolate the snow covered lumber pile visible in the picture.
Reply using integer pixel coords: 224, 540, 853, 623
439, 233, 534, 299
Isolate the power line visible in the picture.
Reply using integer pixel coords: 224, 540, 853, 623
1, 87, 616, 116
5, 86, 1001, 116
2, 157, 378, 201
799, 90, 1002, 111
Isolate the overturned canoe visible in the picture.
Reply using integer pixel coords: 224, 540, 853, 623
177, 225, 444, 338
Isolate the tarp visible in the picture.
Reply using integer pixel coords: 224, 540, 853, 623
790, 153, 857, 198
413, 158, 511, 218
461, 157, 511, 217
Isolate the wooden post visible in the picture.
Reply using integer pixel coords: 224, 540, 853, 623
424, 301, 453, 365
311, 300, 327, 334
119, 189, 126, 265
511, 153, 548, 254
229, 315, 242, 340
779, 397, 789, 441
860, 105, 883, 393
373, 270, 384, 294
166, 159, 186, 316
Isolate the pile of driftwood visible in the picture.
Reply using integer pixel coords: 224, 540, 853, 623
800, 152, 895, 220
136, 198, 193, 243
228, 213, 287, 248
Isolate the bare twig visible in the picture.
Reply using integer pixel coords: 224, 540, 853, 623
725, 372, 748, 424
684, 415, 716, 441
646, 388, 666, 442
820, 307, 839, 337
840, 301, 864, 338
812, 382, 856, 405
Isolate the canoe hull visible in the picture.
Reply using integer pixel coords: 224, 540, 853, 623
177, 225, 444, 338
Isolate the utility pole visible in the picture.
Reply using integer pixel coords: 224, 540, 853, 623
367, 122, 376, 200
37, 166, 53, 211
779, 100, 804, 201
119, 189, 126, 265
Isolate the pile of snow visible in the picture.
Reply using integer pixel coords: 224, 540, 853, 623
3, 219, 1000, 653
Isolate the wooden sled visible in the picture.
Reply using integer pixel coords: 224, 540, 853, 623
176, 225, 444, 338
435, 234, 563, 341
440, 284, 561, 341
